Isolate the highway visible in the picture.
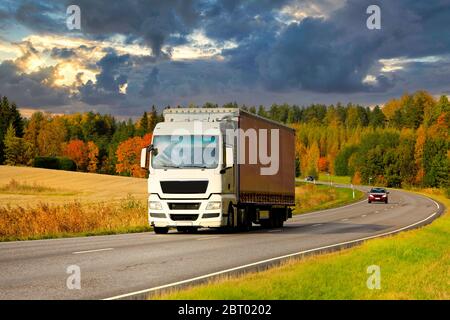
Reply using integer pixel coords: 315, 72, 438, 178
0, 186, 443, 300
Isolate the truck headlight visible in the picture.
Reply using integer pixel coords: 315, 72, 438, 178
149, 201, 162, 210
206, 201, 221, 210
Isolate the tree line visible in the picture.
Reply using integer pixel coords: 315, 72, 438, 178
0, 90, 448, 188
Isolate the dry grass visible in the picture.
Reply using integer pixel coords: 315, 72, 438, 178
0, 196, 149, 241
0, 165, 147, 207
0, 166, 150, 241
0, 179, 76, 195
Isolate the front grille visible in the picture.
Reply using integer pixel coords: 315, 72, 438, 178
168, 203, 200, 210
160, 181, 208, 194
170, 214, 199, 221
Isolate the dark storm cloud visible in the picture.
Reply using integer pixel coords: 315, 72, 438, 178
200, 0, 290, 41
67, 0, 201, 56
14, 1, 64, 33
77, 51, 130, 105
0, 60, 69, 106
140, 67, 160, 97
222, 0, 450, 93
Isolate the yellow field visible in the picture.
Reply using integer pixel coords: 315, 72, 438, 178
0, 165, 147, 207
0, 166, 149, 241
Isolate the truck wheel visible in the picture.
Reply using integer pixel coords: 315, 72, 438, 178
154, 227, 169, 234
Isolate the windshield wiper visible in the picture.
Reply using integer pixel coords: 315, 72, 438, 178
161, 165, 181, 169
182, 164, 208, 168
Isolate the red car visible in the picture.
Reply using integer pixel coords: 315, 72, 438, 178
368, 187, 389, 203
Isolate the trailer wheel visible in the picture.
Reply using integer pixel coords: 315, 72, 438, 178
154, 227, 169, 234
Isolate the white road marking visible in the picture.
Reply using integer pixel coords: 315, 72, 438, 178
72, 248, 114, 255
361, 214, 367, 217
341, 218, 349, 222
196, 237, 221, 241
104, 195, 441, 300
375, 211, 379, 213
312, 224, 322, 227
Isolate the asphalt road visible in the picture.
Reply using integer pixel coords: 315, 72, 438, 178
0, 186, 442, 300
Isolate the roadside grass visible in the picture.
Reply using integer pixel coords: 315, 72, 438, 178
0, 195, 149, 241
294, 183, 364, 215
157, 189, 449, 300
317, 174, 352, 184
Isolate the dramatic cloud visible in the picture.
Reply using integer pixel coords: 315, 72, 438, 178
77, 51, 130, 105
0, 60, 70, 106
0, 0, 449, 115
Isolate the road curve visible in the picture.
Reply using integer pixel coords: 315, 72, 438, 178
0, 187, 443, 300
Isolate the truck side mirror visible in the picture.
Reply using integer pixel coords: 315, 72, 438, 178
225, 146, 233, 169
140, 147, 149, 169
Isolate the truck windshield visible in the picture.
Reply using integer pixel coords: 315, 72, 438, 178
151, 135, 219, 169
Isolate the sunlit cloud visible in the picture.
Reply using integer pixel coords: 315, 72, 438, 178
169, 29, 238, 60
379, 56, 445, 72
279, 0, 346, 23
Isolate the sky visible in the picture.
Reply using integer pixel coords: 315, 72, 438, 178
0, 0, 450, 117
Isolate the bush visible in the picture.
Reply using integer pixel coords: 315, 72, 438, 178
58, 157, 77, 171
33, 157, 76, 171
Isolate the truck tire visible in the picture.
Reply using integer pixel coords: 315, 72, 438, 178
154, 227, 169, 234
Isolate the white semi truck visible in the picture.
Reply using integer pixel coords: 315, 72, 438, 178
140, 108, 295, 234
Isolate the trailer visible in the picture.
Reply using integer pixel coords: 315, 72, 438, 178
140, 108, 295, 233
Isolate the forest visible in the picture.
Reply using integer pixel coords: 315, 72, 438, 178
0, 90, 448, 188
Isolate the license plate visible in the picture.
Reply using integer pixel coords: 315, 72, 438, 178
175, 222, 194, 226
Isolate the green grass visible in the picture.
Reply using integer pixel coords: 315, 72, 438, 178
293, 183, 364, 215
157, 189, 449, 300
318, 174, 352, 184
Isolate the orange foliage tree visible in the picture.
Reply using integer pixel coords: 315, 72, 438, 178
317, 157, 329, 173
116, 133, 152, 177
63, 139, 88, 170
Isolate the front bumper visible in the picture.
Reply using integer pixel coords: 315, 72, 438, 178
148, 194, 227, 228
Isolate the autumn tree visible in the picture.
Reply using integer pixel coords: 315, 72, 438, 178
37, 116, 67, 156
24, 112, 46, 158
86, 141, 99, 173
63, 139, 88, 170
317, 157, 329, 173
116, 133, 152, 177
